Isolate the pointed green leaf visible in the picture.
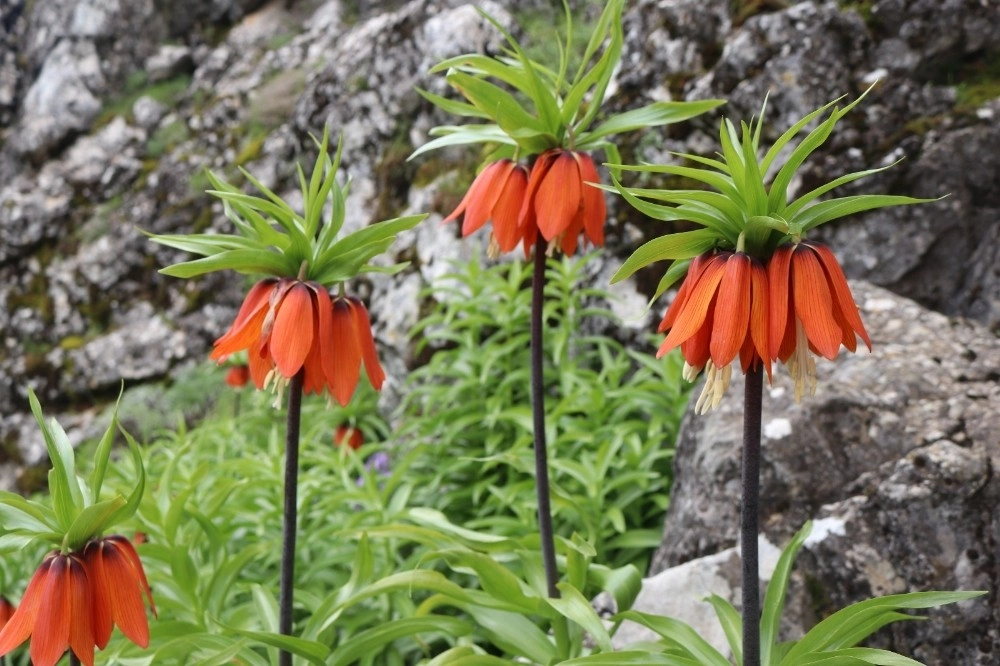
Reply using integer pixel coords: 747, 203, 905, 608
762, 522, 812, 666
159, 248, 292, 278
65, 496, 126, 550
615, 610, 731, 666
612, 229, 717, 283
580, 99, 725, 145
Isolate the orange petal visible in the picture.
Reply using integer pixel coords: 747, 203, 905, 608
83, 541, 113, 650
32, 555, 71, 666
103, 538, 151, 648
67, 556, 94, 666
808, 242, 871, 350
659, 254, 712, 333
659, 255, 726, 353
518, 150, 558, 235
328, 298, 362, 406
748, 259, 772, 379
350, 298, 385, 391
466, 161, 515, 236
709, 253, 751, 367
792, 246, 842, 360
767, 245, 794, 360
270, 283, 315, 379
0, 555, 52, 658
676, 308, 712, 369
574, 152, 606, 247
210, 280, 276, 360
535, 151, 581, 241
491, 164, 528, 253
106, 536, 155, 618
301, 285, 328, 395
560, 208, 585, 257
248, 337, 273, 388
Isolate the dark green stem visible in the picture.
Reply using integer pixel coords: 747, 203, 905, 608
279, 371, 305, 666
531, 237, 560, 599
742, 365, 764, 666
69, 655, 79, 666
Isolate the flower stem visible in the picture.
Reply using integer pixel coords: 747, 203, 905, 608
279, 370, 305, 666
531, 237, 560, 599
69, 654, 79, 666
742, 365, 764, 666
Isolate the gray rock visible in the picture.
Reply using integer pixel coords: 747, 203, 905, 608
132, 95, 168, 130
144, 44, 194, 83
12, 39, 105, 157
652, 280, 1000, 663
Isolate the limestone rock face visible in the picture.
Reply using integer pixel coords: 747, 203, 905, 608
651, 281, 1000, 663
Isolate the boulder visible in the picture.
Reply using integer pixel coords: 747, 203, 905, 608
651, 280, 1000, 663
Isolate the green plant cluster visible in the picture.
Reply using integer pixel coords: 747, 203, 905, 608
400, 254, 687, 570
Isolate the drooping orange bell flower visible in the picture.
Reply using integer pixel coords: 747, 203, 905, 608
768, 240, 871, 401
225, 364, 251, 388
657, 251, 769, 413
211, 279, 385, 406
518, 149, 606, 257
82, 536, 156, 651
0, 552, 95, 666
334, 425, 364, 450
444, 159, 529, 256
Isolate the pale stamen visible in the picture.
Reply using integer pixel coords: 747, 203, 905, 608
786, 318, 817, 402
694, 359, 733, 414
487, 234, 501, 260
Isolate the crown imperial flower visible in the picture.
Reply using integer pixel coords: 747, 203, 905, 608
0, 537, 154, 666
657, 251, 770, 413
444, 159, 528, 257
768, 241, 871, 401
211, 278, 384, 406
518, 149, 606, 257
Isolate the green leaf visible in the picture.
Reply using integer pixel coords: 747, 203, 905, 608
782, 591, 985, 663
705, 594, 742, 666
65, 496, 126, 550
548, 582, 613, 652
0, 492, 59, 534
158, 248, 292, 278
327, 616, 471, 666
794, 195, 935, 232
612, 229, 717, 283
221, 625, 330, 666
615, 610, 731, 666
29, 389, 83, 530
761, 522, 812, 666
408, 124, 516, 160
560, 652, 703, 666
447, 71, 544, 134
89, 386, 123, 504
416, 86, 492, 119
649, 259, 692, 305
580, 99, 725, 145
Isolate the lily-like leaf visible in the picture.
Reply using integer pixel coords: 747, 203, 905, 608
580, 99, 725, 146
612, 229, 718, 283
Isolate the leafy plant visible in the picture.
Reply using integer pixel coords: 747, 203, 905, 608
599, 523, 984, 666
399, 254, 689, 570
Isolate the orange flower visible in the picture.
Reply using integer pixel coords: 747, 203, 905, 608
211, 279, 385, 405
656, 251, 769, 413
768, 241, 871, 401
334, 425, 364, 450
518, 149, 606, 257
225, 364, 251, 388
443, 159, 529, 257
0, 552, 96, 666
83, 536, 156, 651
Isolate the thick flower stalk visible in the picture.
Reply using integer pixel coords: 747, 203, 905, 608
148, 130, 421, 665
611, 88, 932, 666
416, 1, 722, 619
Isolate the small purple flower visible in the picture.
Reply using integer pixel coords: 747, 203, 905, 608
356, 451, 391, 487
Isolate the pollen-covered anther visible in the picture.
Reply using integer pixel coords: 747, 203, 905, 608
682, 361, 703, 383
487, 234, 501, 260
694, 360, 732, 415
786, 319, 817, 402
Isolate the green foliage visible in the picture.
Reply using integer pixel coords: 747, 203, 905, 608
399, 254, 688, 570
147, 119, 191, 158
609, 86, 935, 301
604, 523, 985, 666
